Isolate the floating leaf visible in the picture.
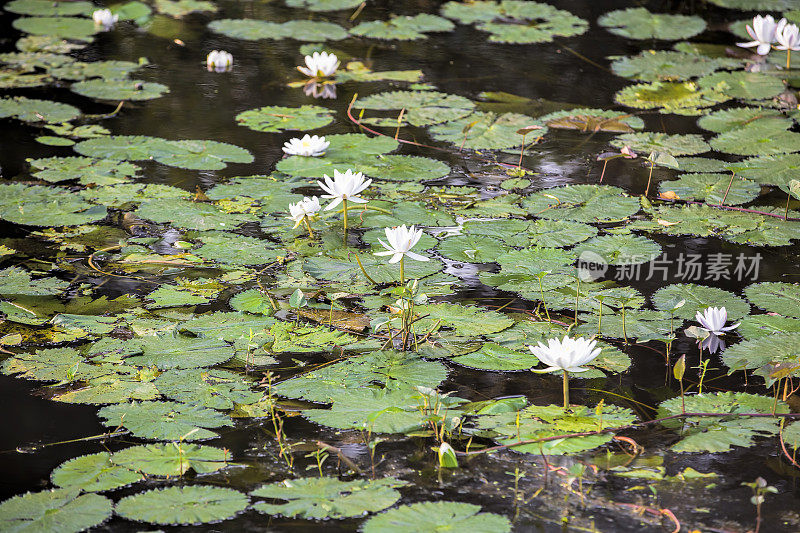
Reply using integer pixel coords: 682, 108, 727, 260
12, 16, 97, 41
51, 452, 143, 493
739, 154, 800, 187
154, 0, 217, 17
1, 347, 87, 382
0, 183, 107, 226
0, 488, 112, 533
354, 91, 475, 127
274, 350, 447, 403
611, 132, 709, 156
441, 1, 587, 44
115, 486, 248, 526
697, 107, 791, 133
428, 112, 542, 150
111, 443, 230, 476
745, 282, 800, 318
209, 19, 348, 41
652, 283, 750, 320
351, 14, 455, 40
698, 71, 786, 101
539, 108, 644, 132
710, 122, 800, 157
451, 342, 534, 371
154, 368, 262, 409
0, 95, 80, 123
28, 156, 139, 185
97, 401, 233, 441
436, 234, 509, 263
658, 173, 760, 205
522, 184, 640, 222
598, 8, 706, 40
573, 234, 661, 266
251, 477, 406, 519
5, 0, 93, 16
71, 79, 169, 101
610, 50, 739, 82
136, 199, 255, 231
614, 81, 728, 114
721, 333, 800, 385
236, 105, 334, 133
657, 393, 787, 452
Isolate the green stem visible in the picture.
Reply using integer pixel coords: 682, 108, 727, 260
785, 192, 791, 221
342, 198, 348, 233
562, 371, 570, 410
399, 255, 405, 287
303, 215, 314, 239
538, 275, 550, 321
621, 303, 628, 345
788, 49, 792, 70
518, 133, 526, 169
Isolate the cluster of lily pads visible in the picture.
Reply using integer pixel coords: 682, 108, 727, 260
2, 0, 800, 531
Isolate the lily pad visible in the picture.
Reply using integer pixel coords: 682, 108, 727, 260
658, 173, 760, 205
351, 14, 455, 40
71, 79, 169, 101
698, 71, 786, 101
97, 400, 233, 441
429, 112, 543, 150
710, 123, 800, 157
154, 368, 263, 409
5, 0, 93, 16
354, 91, 475, 127
610, 50, 740, 82
136, 199, 255, 231
652, 283, 750, 320
657, 393, 787, 452
115, 486, 249, 525
209, 19, 348, 42
745, 282, 800, 318
236, 105, 334, 133
441, 1, 588, 44
51, 453, 143, 493
611, 132, 710, 156
0, 183, 107, 226
28, 156, 139, 185
0, 488, 112, 533
110, 443, 230, 476
251, 477, 406, 519
0, 95, 80, 123
522, 184, 640, 223
598, 8, 706, 40
573, 234, 661, 266
12, 16, 97, 41
615, 81, 728, 114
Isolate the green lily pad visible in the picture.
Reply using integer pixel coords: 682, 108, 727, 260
12, 16, 97, 41
193, 232, 281, 266
611, 132, 710, 156
110, 443, 230, 476
29, 156, 139, 185
354, 91, 475, 127
522, 184, 640, 222
598, 8, 706, 40
473, 403, 638, 454
154, 0, 217, 17
0, 266, 68, 296
51, 452, 143, 493
120, 335, 235, 369
697, 107, 791, 133
428, 112, 541, 150
285, 0, 362, 10
136, 199, 255, 231
351, 14, 454, 40
721, 333, 800, 386
658, 173, 760, 205
0, 183, 107, 226
305, 254, 442, 284
436, 234, 510, 263
652, 283, 750, 320
1, 347, 86, 382
5, 0, 93, 16
739, 154, 800, 186
698, 71, 786, 101
657, 393, 787, 452
251, 477, 406, 519
0, 488, 112, 533
0, 95, 80, 123
451, 342, 534, 371
209, 19, 348, 41
710, 123, 800, 156
610, 50, 740, 82
273, 350, 447, 403
115, 486, 249, 526
71, 79, 169, 101
441, 1, 588, 44
97, 400, 233, 441
614, 81, 728, 114
573, 234, 661, 266
538, 108, 645, 132
154, 368, 263, 409
236, 105, 334, 133
745, 282, 800, 318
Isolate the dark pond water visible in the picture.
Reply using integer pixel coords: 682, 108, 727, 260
2, 0, 800, 531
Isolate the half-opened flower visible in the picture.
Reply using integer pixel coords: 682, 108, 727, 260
738, 15, 782, 55
620, 145, 637, 159
282, 134, 329, 157
297, 52, 339, 78
374, 225, 429, 264
287, 196, 321, 228
696, 306, 740, 336
317, 169, 371, 211
528, 336, 601, 373
92, 9, 118, 28
207, 50, 233, 72
776, 20, 800, 51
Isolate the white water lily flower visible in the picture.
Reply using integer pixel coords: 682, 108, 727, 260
738, 15, 783, 55
297, 52, 339, 78
776, 20, 800, 51
287, 196, 321, 228
92, 9, 118, 28
282, 134, 329, 157
317, 169, 371, 211
206, 50, 233, 71
696, 306, 740, 336
374, 225, 429, 264
528, 336, 601, 373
